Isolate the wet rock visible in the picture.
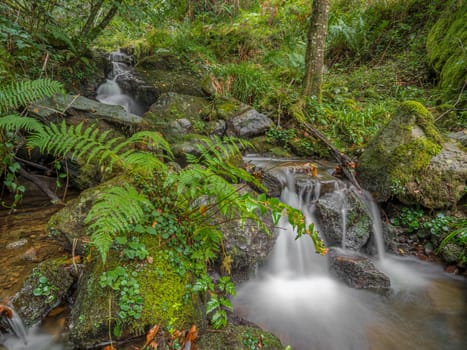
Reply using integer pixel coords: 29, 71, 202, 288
315, 189, 371, 250
31, 94, 146, 127
12, 258, 74, 327
328, 249, 390, 290
197, 323, 283, 350
440, 243, 466, 265
219, 186, 276, 283
227, 109, 273, 138
449, 130, 467, 147
6, 239, 28, 249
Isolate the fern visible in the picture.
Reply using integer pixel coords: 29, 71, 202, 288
0, 114, 44, 133
0, 79, 64, 114
28, 121, 171, 173
85, 184, 154, 262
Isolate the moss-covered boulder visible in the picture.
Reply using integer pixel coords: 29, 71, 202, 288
426, 0, 467, 94
197, 323, 284, 350
12, 258, 74, 327
144, 92, 210, 140
48, 176, 127, 254
68, 236, 199, 348
357, 101, 449, 206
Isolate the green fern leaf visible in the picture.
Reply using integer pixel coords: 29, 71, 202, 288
0, 79, 64, 114
0, 114, 44, 133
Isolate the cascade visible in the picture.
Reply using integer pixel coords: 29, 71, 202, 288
234, 158, 467, 350
96, 50, 143, 115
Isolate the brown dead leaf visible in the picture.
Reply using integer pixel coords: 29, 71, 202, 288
145, 324, 160, 346
103, 345, 116, 350
0, 304, 13, 319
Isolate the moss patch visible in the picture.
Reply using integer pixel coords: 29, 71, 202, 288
426, 0, 467, 93
357, 101, 443, 202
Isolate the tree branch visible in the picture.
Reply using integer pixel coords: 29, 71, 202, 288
18, 167, 63, 204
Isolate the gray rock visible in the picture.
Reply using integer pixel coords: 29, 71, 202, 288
449, 130, 467, 147
315, 189, 372, 250
440, 243, 466, 265
32, 94, 145, 127
227, 109, 273, 138
328, 249, 390, 290
219, 186, 276, 283
12, 259, 74, 327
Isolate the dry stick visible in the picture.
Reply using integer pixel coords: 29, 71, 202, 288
300, 121, 362, 191
14, 156, 52, 174
435, 81, 467, 122
18, 167, 63, 204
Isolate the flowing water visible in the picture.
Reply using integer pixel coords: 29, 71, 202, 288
234, 158, 467, 350
96, 50, 143, 115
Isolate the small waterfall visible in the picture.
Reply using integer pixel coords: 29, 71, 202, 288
234, 158, 467, 350
96, 50, 142, 115
1, 306, 27, 345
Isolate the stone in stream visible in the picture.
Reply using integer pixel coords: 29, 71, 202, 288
12, 258, 74, 327
328, 249, 390, 290
314, 188, 372, 250
226, 109, 273, 139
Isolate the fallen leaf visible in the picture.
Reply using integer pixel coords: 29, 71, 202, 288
145, 324, 160, 346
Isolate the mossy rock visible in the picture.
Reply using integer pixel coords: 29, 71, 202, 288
357, 101, 444, 205
48, 176, 128, 254
144, 92, 211, 141
426, 0, 467, 94
197, 324, 284, 350
68, 235, 198, 348
13, 258, 74, 327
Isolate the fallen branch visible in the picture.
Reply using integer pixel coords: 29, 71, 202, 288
435, 81, 467, 122
18, 167, 63, 204
299, 120, 362, 191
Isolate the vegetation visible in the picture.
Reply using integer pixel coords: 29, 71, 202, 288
1, 0, 466, 347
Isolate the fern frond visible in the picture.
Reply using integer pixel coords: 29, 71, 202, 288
0, 79, 64, 114
85, 184, 154, 262
122, 152, 167, 176
0, 114, 44, 133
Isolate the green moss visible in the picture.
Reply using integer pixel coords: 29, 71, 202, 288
426, 0, 467, 93
358, 101, 443, 202
197, 324, 284, 350
135, 235, 198, 330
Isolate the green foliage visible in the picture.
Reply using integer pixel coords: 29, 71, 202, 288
85, 185, 154, 262
436, 218, 467, 252
0, 79, 64, 114
391, 207, 424, 233
32, 275, 57, 303
99, 266, 143, 325
426, 0, 467, 94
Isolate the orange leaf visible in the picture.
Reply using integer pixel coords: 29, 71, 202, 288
103, 345, 116, 350
0, 305, 13, 319
187, 324, 198, 342
199, 205, 208, 216
152, 221, 157, 228
149, 341, 158, 349
145, 324, 160, 346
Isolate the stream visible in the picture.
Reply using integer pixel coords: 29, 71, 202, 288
1, 59, 466, 349
233, 157, 467, 350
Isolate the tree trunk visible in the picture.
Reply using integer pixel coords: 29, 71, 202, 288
303, 0, 330, 101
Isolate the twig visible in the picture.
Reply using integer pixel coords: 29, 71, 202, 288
435, 81, 467, 121
62, 159, 69, 201
14, 156, 52, 174
18, 167, 63, 204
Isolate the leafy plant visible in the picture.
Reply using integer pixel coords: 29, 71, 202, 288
391, 207, 424, 233
33, 275, 57, 303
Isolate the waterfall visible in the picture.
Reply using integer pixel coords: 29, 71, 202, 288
234, 158, 467, 350
96, 50, 142, 115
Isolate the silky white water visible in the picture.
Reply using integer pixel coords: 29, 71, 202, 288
96, 50, 142, 115
234, 162, 467, 350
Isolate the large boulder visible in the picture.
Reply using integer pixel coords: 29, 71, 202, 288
68, 240, 198, 348
226, 109, 273, 138
32, 94, 146, 128
144, 92, 210, 140
12, 258, 74, 327
357, 101, 463, 208
328, 249, 390, 290
314, 188, 372, 250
